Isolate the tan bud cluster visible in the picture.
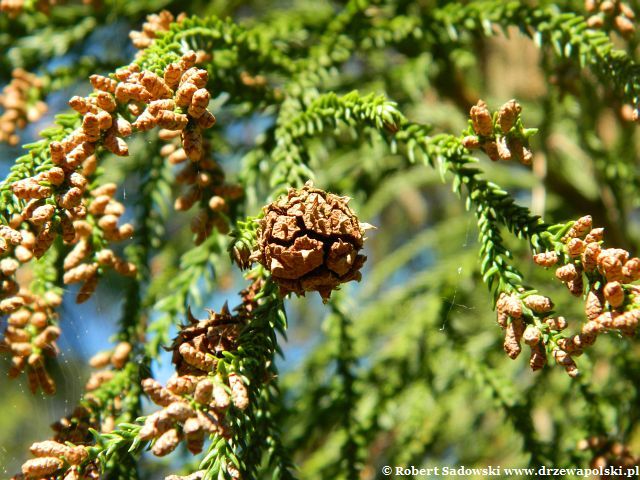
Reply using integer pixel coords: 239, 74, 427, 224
141, 294, 266, 458
0, 69, 47, 145
578, 436, 640, 472
531, 216, 640, 377
0, 289, 62, 394
533, 251, 558, 267
5, 50, 218, 282
463, 99, 533, 165
552, 348, 579, 378
56, 182, 135, 303
161, 131, 240, 243
140, 375, 230, 456
585, 0, 635, 38
496, 291, 560, 371
19, 437, 89, 479
129, 10, 187, 50
84, 341, 132, 392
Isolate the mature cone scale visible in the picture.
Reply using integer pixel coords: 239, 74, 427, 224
257, 182, 368, 301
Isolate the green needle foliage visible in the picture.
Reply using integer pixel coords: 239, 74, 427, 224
2, 1, 640, 479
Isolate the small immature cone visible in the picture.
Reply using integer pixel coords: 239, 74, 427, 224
483, 141, 500, 161
552, 348, 579, 377
555, 263, 579, 282
497, 99, 521, 133
166, 374, 199, 395
523, 295, 553, 314
496, 136, 512, 161
598, 248, 627, 282
469, 100, 493, 136
503, 317, 525, 359
142, 378, 183, 406
567, 275, 584, 297
194, 378, 213, 405
89, 350, 111, 369
228, 373, 249, 410
566, 216, 592, 240
585, 289, 604, 321
152, 428, 181, 457
533, 251, 558, 267
566, 238, 585, 258
182, 127, 203, 161
529, 343, 547, 371
111, 341, 132, 369
178, 342, 215, 372
522, 325, 541, 345
21, 457, 64, 477
623, 257, 640, 280
461, 135, 480, 149
545, 316, 567, 331
212, 382, 230, 409
603, 281, 625, 308
582, 242, 601, 272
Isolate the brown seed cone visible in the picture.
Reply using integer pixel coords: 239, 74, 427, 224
170, 307, 242, 376
256, 182, 368, 301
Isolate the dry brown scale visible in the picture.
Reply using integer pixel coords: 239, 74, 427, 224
0, 69, 47, 145
0, 289, 61, 394
578, 436, 640, 477
585, 0, 635, 38
462, 99, 533, 165
255, 181, 371, 302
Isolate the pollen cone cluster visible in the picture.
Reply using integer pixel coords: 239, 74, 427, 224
462, 99, 533, 165
256, 182, 370, 301
0, 290, 62, 394
578, 436, 640, 473
160, 128, 244, 243
585, 0, 635, 38
129, 10, 187, 50
14, 402, 101, 479
0, 69, 47, 145
4, 50, 215, 309
530, 215, 640, 376
17, 440, 88, 479
141, 300, 256, 459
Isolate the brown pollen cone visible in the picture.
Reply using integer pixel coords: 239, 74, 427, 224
257, 182, 369, 302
